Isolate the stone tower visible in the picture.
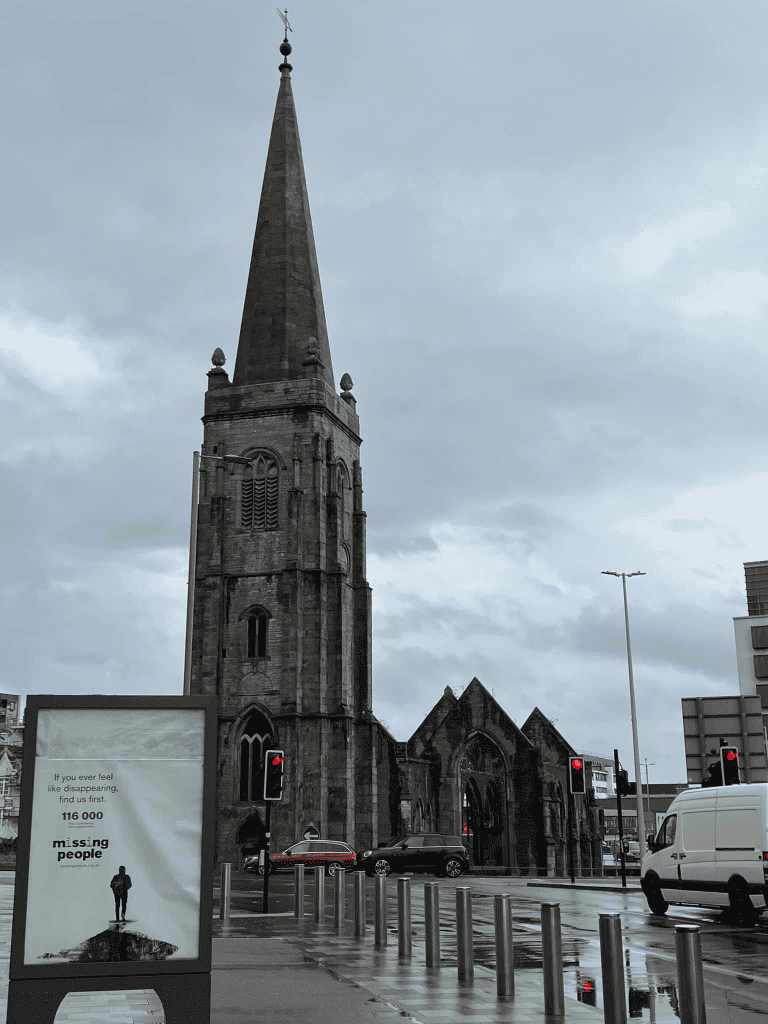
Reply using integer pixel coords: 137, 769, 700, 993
189, 35, 384, 863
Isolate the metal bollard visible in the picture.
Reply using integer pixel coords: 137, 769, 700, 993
219, 862, 231, 922
599, 913, 627, 1024
494, 893, 514, 998
333, 867, 346, 930
374, 874, 387, 947
354, 870, 367, 937
294, 863, 305, 919
541, 902, 565, 1017
675, 925, 707, 1024
397, 877, 412, 957
314, 866, 326, 924
424, 882, 440, 968
456, 886, 474, 982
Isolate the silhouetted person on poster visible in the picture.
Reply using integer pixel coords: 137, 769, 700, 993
110, 865, 132, 922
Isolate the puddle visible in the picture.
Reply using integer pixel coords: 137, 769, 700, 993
441, 932, 768, 1021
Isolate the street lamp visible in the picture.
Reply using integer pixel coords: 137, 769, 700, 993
602, 570, 648, 861
183, 451, 252, 695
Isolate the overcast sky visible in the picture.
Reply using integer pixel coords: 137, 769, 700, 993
3, 0, 768, 787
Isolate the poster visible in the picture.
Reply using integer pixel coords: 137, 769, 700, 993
24, 707, 205, 966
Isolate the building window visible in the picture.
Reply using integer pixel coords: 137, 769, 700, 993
752, 625, 768, 650
247, 612, 269, 659
239, 710, 273, 802
241, 455, 279, 530
755, 654, 768, 678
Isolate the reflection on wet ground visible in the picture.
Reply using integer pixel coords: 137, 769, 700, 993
220, 875, 768, 1022
437, 929, 768, 1022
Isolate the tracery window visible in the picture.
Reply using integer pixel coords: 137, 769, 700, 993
241, 455, 279, 530
239, 710, 273, 802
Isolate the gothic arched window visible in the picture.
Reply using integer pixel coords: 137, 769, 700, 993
241, 455, 279, 530
247, 611, 269, 659
239, 710, 273, 802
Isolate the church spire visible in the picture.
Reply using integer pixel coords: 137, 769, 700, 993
233, 27, 335, 389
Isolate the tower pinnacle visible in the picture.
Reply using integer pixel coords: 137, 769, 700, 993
233, 19, 334, 389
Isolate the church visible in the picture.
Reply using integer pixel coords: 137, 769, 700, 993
188, 34, 602, 877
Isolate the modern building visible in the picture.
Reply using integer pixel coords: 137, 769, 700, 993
735, 561, 768, 707
602, 783, 687, 842
581, 752, 615, 798
188, 34, 603, 875
0, 695, 23, 845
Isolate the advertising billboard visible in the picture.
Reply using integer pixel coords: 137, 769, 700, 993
24, 707, 205, 964
9, 694, 215, 1016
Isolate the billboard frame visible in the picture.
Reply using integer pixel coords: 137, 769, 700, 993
8, 694, 216, 1024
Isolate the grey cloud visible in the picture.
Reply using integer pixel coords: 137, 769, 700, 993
4, 1, 768, 784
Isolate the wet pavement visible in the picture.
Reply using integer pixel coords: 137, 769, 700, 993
1, 870, 767, 1021
212, 871, 768, 1023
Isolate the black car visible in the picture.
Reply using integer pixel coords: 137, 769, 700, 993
357, 833, 469, 877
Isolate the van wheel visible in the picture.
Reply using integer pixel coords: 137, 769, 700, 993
644, 876, 668, 916
729, 882, 759, 926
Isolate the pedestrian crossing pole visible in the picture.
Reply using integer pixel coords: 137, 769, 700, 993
262, 800, 271, 915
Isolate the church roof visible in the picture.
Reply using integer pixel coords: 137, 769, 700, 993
233, 37, 335, 390
521, 706, 577, 756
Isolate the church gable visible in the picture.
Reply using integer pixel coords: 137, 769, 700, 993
452, 677, 536, 753
521, 706, 577, 764
407, 685, 459, 758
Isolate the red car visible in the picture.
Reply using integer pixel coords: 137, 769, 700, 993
245, 839, 357, 876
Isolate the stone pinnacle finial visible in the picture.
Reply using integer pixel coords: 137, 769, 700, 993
340, 372, 356, 408
302, 336, 324, 371
212, 347, 226, 367
277, 7, 293, 72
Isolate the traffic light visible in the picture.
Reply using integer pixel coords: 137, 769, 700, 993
616, 770, 636, 797
720, 746, 740, 786
577, 977, 597, 1007
264, 749, 285, 800
569, 757, 586, 795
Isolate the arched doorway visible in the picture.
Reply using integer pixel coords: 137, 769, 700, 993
236, 811, 267, 869
459, 734, 508, 867
484, 781, 505, 866
463, 779, 483, 866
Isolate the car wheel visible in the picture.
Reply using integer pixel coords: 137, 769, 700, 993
444, 858, 464, 878
326, 861, 343, 876
644, 875, 668, 916
373, 858, 392, 877
729, 882, 759, 926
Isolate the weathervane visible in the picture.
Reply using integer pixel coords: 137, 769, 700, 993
277, 8, 293, 37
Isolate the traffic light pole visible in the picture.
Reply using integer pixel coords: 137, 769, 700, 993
614, 749, 627, 889
568, 790, 576, 884
262, 800, 271, 915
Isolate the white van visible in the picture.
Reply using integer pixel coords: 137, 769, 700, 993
640, 783, 768, 924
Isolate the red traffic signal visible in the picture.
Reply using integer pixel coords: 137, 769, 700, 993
264, 749, 285, 800
720, 746, 740, 786
569, 756, 586, 795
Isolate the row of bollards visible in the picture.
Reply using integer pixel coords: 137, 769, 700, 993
283, 866, 708, 1021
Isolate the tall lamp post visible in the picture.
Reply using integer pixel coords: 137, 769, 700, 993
183, 451, 252, 696
602, 570, 648, 861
